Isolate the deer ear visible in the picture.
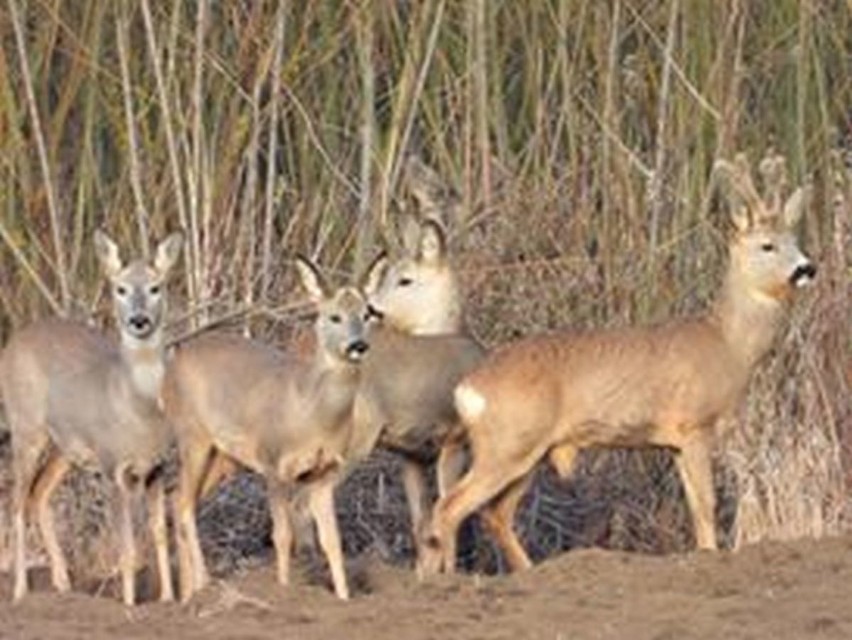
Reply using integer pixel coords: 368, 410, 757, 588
783, 184, 810, 228
730, 206, 751, 233
94, 230, 123, 278
417, 219, 447, 264
154, 231, 185, 274
361, 251, 389, 298
295, 255, 330, 303
399, 212, 422, 255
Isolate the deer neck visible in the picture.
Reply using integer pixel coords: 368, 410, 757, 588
119, 330, 166, 403
294, 350, 361, 425
312, 349, 360, 387
712, 271, 788, 370
388, 298, 464, 336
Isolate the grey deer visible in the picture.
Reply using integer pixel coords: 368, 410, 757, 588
162, 256, 371, 602
350, 185, 485, 571
1, 230, 184, 605
421, 152, 817, 575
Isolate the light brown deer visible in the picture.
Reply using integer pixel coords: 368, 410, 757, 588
351, 217, 486, 569
420, 153, 817, 575
162, 256, 371, 602
0, 230, 184, 605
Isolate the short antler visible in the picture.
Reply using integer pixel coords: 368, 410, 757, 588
715, 153, 764, 230
758, 148, 788, 217
404, 156, 449, 223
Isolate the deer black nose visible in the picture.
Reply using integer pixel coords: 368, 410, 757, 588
346, 340, 369, 360
789, 263, 817, 286
128, 315, 152, 331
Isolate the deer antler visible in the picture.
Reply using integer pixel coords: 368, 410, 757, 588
758, 148, 788, 218
403, 155, 453, 228
715, 153, 764, 229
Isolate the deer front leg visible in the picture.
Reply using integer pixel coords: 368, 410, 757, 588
401, 460, 431, 562
11, 431, 50, 602
146, 473, 174, 602
29, 449, 71, 593
176, 441, 213, 601
114, 471, 140, 606
267, 478, 295, 587
675, 435, 718, 551
308, 477, 349, 600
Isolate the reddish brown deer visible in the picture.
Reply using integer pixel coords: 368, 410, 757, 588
0, 230, 184, 605
162, 256, 371, 601
420, 153, 817, 575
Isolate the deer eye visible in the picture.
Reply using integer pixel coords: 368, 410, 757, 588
329, 314, 343, 324
149, 285, 161, 295
116, 285, 128, 296
761, 242, 776, 253
365, 305, 383, 322
398, 277, 414, 287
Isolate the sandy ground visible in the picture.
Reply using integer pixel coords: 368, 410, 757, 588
1, 535, 852, 640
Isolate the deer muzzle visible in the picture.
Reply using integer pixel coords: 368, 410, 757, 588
345, 339, 370, 362
128, 314, 154, 335
789, 262, 817, 287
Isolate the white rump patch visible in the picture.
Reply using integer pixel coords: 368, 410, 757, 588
455, 382, 486, 421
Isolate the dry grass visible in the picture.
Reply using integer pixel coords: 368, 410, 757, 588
0, 0, 849, 581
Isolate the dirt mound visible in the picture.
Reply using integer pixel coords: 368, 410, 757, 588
2, 535, 852, 639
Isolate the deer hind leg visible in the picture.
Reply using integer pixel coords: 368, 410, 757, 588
548, 443, 579, 481
11, 430, 50, 602
478, 443, 577, 573
175, 439, 213, 602
267, 478, 294, 587
29, 448, 71, 593
307, 476, 349, 600
145, 472, 174, 602
674, 436, 718, 550
401, 460, 431, 562
436, 434, 467, 498
199, 451, 238, 501
418, 435, 468, 576
423, 443, 548, 577
480, 473, 534, 572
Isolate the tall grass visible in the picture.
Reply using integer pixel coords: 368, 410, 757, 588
0, 1, 849, 576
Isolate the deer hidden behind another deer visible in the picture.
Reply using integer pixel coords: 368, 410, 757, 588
421, 152, 817, 576
347, 169, 485, 569
0, 230, 184, 605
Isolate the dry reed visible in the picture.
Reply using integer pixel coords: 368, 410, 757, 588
0, 0, 848, 580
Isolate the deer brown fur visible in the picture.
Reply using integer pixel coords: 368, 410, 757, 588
420, 153, 817, 575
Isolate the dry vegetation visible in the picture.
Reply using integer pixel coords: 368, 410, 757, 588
0, 0, 849, 582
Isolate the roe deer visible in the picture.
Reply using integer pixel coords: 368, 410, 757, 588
0, 230, 184, 605
350, 213, 485, 570
162, 256, 371, 602
421, 153, 817, 575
